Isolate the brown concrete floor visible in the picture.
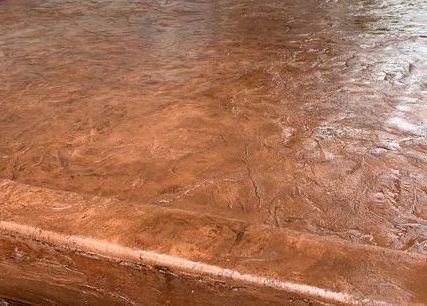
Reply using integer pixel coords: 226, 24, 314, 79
0, 0, 426, 304
1, 0, 426, 252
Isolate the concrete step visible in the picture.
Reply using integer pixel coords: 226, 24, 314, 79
0, 180, 426, 305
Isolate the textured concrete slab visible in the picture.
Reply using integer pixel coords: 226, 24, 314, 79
1, 0, 426, 304
1, 180, 426, 305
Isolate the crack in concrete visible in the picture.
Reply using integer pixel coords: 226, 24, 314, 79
241, 144, 262, 208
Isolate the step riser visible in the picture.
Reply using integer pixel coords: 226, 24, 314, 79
0, 234, 320, 306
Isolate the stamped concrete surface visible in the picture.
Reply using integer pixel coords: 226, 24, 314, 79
0, 0, 426, 304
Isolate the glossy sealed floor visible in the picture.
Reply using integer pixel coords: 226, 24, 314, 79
2, 0, 426, 252
0, 0, 426, 304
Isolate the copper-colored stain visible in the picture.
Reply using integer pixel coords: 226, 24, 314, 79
0, 0, 426, 304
